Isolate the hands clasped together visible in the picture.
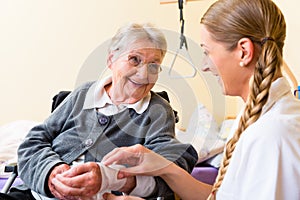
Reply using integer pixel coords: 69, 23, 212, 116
48, 162, 102, 200
48, 161, 136, 200
47, 144, 173, 200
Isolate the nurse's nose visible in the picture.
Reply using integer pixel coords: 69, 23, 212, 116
201, 55, 212, 72
201, 64, 210, 72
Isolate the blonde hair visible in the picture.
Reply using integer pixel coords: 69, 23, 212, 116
201, 0, 286, 198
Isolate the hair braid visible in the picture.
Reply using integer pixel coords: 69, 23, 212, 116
208, 40, 281, 200
202, 1, 286, 198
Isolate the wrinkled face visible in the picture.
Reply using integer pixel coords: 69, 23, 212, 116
200, 24, 247, 97
108, 41, 163, 104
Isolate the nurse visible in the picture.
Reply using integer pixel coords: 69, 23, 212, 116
103, 0, 300, 199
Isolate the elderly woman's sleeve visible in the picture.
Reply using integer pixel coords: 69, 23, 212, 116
17, 83, 92, 196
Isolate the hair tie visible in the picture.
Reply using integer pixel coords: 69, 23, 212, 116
261, 37, 275, 45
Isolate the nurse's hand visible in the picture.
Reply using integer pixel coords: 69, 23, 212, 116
102, 144, 172, 178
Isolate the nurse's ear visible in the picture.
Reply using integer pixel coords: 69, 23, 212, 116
237, 38, 254, 67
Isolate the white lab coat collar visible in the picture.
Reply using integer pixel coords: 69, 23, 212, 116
261, 77, 291, 115
228, 77, 292, 140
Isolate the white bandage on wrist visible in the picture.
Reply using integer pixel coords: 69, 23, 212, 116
92, 163, 127, 200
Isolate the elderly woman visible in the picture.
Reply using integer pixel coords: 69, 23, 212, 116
0, 23, 197, 200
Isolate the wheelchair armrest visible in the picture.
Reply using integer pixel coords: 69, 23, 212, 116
1, 163, 18, 193
4, 163, 18, 175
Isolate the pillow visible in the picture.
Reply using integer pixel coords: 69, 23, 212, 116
203, 119, 235, 168
176, 104, 234, 165
0, 120, 39, 178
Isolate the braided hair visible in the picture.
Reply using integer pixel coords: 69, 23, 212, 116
200, 0, 286, 198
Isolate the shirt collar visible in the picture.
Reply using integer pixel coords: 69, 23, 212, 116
83, 76, 151, 114
261, 77, 291, 114
228, 77, 292, 140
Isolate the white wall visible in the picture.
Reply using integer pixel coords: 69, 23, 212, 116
273, 0, 300, 79
0, 0, 299, 127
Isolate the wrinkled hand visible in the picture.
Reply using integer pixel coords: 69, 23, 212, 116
103, 193, 144, 200
48, 162, 101, 200
48, 163, 71, 199
102, 144, 172, 178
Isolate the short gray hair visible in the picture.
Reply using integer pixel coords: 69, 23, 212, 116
108, 23, 167, 60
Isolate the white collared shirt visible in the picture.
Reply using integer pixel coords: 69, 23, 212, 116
84, 76, 151, 115
217, 77, 300, 200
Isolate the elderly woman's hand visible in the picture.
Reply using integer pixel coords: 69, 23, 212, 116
48, 163, 71, 199
102, 144, 172, 178
49, 162, 101, 200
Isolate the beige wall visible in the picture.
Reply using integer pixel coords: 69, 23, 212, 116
0, 0, 299, 127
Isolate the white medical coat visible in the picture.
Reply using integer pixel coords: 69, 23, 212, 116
217, 77, 300, 200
